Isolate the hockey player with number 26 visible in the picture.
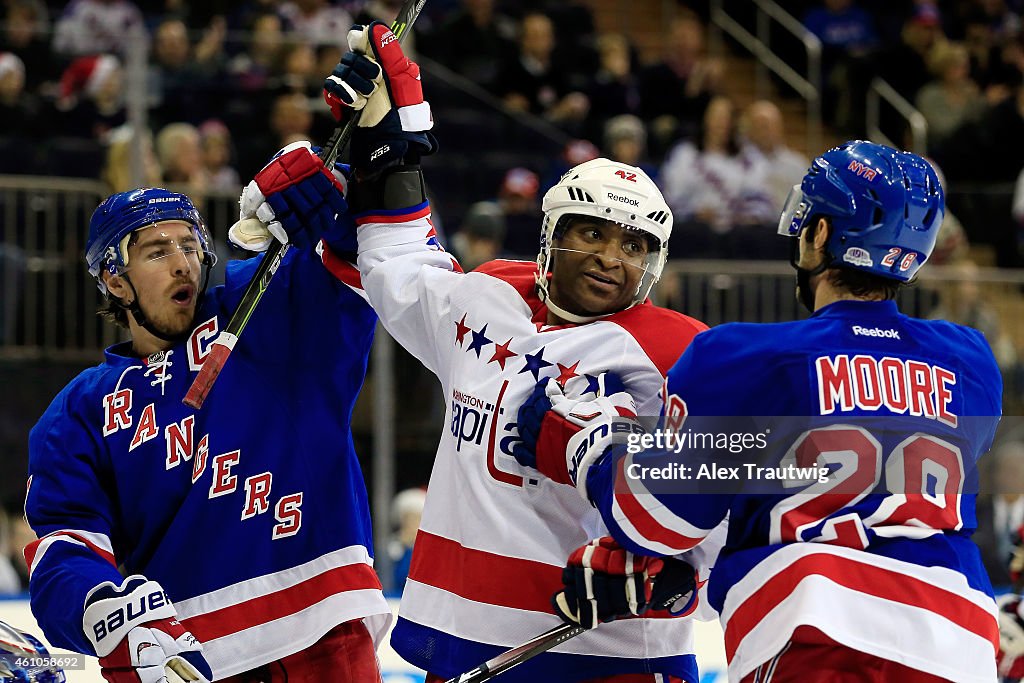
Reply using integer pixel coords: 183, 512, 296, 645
24, 144, 391, 682
324, 20, 721, 683
516, 141, 1004, 682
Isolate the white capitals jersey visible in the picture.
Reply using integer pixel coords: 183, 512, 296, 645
356, 203, 719, 682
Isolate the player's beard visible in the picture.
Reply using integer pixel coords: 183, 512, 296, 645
796, 267, 816, 313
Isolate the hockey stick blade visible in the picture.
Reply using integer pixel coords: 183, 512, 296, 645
444, 558, 698, 683
181, 0, 427, 409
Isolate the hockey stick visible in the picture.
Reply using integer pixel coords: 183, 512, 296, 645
183, 0, 427, 409
445, 559, 697, 683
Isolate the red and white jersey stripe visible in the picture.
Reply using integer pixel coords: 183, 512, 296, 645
720, 544, 998, 683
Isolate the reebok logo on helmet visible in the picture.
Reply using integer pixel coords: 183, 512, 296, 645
607, 192, 639, 207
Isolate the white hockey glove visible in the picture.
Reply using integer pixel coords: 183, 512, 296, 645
514, 372, 641, 501
83, 576, 211, 683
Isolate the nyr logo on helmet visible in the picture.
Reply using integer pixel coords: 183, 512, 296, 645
842, 247, 873, 268
847, 160, 877, 181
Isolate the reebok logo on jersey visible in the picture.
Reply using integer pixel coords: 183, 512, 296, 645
852, 325, 900, 339
607, 192, 639, 206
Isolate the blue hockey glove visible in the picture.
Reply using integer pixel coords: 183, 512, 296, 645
231, 141, 349, 252
513, 372, 639, 498
323, 22, 436, 175
553, 537, 698, 630
0, 620, 66, 683
83, 576, 212, 683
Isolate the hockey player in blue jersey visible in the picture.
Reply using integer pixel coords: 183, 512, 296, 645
515, 141, 1004, 682
24, 143, 391, 682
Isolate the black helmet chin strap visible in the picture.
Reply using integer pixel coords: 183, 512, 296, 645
790, 237, 832, 313
111, 263, 213, 348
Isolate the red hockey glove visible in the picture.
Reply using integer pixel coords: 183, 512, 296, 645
323, 22, 435, 174
84, 576, 212, 683
513, 372, 640, 498
232, 141, 349, 252
553, 537, 698, 630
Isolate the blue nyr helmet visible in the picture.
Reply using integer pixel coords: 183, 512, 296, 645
86, 188, 216, 294
778, 140, 943, 282
0, 621, 66, 683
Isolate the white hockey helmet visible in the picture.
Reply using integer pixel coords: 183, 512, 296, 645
537, 158, 672, 322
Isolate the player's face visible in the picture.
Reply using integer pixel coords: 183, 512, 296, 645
548, 219, 648, 318
110, 221, 203, 345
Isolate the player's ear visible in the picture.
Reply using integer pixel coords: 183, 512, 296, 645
103, 271, 130, 302
811, 217, 830, 252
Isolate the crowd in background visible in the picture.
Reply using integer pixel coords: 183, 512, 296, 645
3, 0, 1024, 596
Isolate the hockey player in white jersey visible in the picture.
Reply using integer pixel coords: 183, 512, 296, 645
323, 21, 716, 683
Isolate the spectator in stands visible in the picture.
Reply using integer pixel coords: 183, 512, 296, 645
56, 54, 126, 141
226, 12, 284, 94
875, 5, 946, 106
964, 10, 1021, 104
420, 0, 515, 88
660, 96, 745, 244
0, 52, 39, 140
929, 259, 1018, 372
278, 0, 353, 50
585, 33, 641, 140
916, 41, 986, 153
389, 487, 427, 592
935, 70, 1024, 185
278, 41, 319, 97
976, 440, 1024, 589
451, 201, 507, 271
638, 12, 722, 156
52, 0, 147, 58
736, 100, 808, 218
198, 119, 240, 192
148, 17, 225, 127
1, 0, 55, 89
155, 122, 208, 195
495, 12, 589, 129
602, 114, 656, 179
101, 125, 162, 193
802, 0, 880, 131
539, 138, 599, 195
240, 91, 313, 178
496, 166, 543, 259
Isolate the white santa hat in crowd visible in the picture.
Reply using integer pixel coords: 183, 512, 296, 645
0, 53, 25, 81
59, 54, 119, 105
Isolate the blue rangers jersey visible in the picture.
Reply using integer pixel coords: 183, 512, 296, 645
24, 242, 390, 679
587, 299, 1003, 682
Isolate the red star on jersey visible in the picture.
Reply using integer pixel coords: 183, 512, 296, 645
488, 338, 518, 370
555, 361, 580, 388
454, 314, 471, 346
